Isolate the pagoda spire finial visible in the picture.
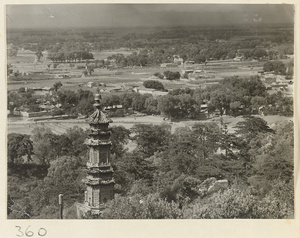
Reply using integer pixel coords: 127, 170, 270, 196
94, 94, 102, 110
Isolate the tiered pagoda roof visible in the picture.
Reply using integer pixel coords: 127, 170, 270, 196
86, 110, 112, 125
86, 94, 112, 125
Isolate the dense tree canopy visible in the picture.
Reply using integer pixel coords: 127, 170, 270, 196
143, 80, 165, 91
110, 126, 131, 158
8, 133, 33, 164
132, 123, 171, 157
163, 71, 181, 80
263, 61, 286, 75
235, 116, 274, 140
7, 116, 294, 219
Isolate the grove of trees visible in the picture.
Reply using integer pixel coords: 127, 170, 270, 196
103, 76, 292, 119
52, 76, 293, 120
7, 113, 294, 219
7, 25, 293, 67
263, 61, 287, 75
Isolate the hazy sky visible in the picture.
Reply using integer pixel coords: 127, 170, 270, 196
6, 4, 294, 29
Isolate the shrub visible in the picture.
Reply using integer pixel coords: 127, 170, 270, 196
163, 71, 180, 80
183, 186, 256, 219
102, 193, 182, 219
77, 65, 86, 69
18, 87, 26, 93
143, 80, 165, 91
154, 72, 164, 79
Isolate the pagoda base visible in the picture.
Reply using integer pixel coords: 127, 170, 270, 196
75, 202, 105, 219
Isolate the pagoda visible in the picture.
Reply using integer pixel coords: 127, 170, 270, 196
76, 94, 114, 217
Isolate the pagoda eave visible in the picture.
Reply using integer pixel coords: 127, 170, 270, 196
89, 130, 111, 136
84, 179, 115, 186
87, 169, 114, 174
84, 139, 112, 146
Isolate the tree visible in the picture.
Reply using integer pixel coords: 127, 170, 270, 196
128, 179, 154, 196
56, 135, 73, 157
157, 95, 181, 119
132, 124, 171, 157
53, 81, 63, 91
153, 72, 164, 79
144, 97, 159, 115
56, 90, 79, 114
163, 71, 180, 80
161, 175, 201, 204
8, 197, 34, 219
205, 76, 267, 116
7, 133, 34, 164
191, 122, 220, 158
65, 126, 88, 157
131, 94, 150, 112
285, 60, 294, 79
31, 126, 60, 164
8, 47, 18, 57
110, 126, 131, 158
230, 101, 241, 117
251, 121, 293, 183
30, 156, 85, 218
7, 64, 13, 75
208, 88, 232, 115
76, 89, 94, 116
277, 97, 293, 117
161, 126, 205, 176
143, 80, 165, 91
7, 92, 21, 114
218, 119, 239, 159
263, 61, 286, 75
86, 64, 94, 75
101, 94, 121, 107
177, 94, 197, 118
168, 145, 201, 175
116, 152, 154, 181
235, 116, 274, 140
18, 87, 26, 93
251, 96, 267, 112
252, 179, 294, 219
234, 116, 275, 171
183, 185, 256, 219
102, 193, 182, 219
35, 50, 43, 62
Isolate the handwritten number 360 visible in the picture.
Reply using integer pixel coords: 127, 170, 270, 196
15, 226, 47, 237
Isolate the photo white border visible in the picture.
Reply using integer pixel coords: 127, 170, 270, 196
0, 1, 299, 238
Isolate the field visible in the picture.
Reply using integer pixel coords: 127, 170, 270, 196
7, 48, 273, 93
7, 49, 293, 136
7, 48, 293, 140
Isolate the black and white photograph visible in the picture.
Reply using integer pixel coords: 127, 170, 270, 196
5, 2, 296, 222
